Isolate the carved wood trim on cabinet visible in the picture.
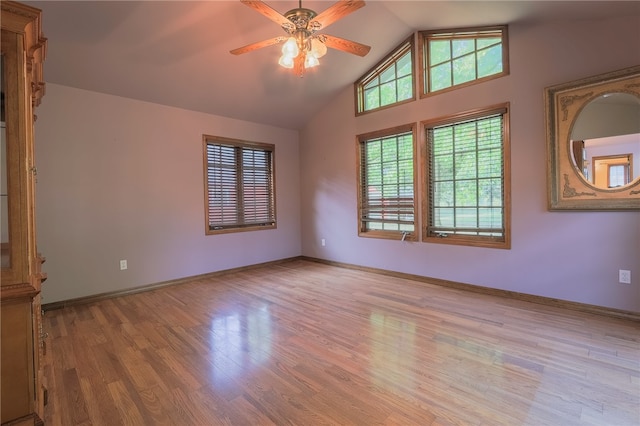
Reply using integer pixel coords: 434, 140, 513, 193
1, 2, 47, 425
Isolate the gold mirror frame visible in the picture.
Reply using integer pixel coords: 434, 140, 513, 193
545, 65, 640, 210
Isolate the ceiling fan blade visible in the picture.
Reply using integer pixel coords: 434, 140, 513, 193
230, 36, 286, 55
240, 0, 291, 28
322, 34, 371, 57
312, 0, 366, 30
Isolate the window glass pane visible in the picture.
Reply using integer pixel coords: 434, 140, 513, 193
478, 207, 502, 228
383, 222, 398, 231
380, 81, 396, 106
452, 54, 476, 85
423, 27, 507, 95
477, 37, 501, 49
431, 62, 451, 92
399, 182, 413, 197
397, 51, 412, 76
477, 44, 503, 78
380, 65, 396, 84
455, 122, 476, 150
397, 75, 413, 102
382, 138, 398, 162
478, 178, 502, 206
382, 182, 399, 197
455, 152, 477, 179
398, 137, 413, 159
478, 148, 502, 178
425, 108, 508, 245
364, 87, 379, 110
429, 40, 451, 64
359, 128, 415, 236
364, 76, 379, 90
433, 154, 453, 180
452, 39, 475, 58
356, 40, 414, 113
609, 165, 626, 187
433, 207, 454, 227
455, 180, 477, 206
205, 140, 275, 232
366, 141, 381, 163
367, 168, 382, 185
398, 159, 413, 178
433, 128, 453, 154
455, 208, 478, 227
433, 181, 454, 205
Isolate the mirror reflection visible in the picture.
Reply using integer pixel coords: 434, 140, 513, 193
570, 93, 640, 189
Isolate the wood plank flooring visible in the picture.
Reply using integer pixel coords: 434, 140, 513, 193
42, 259, 640, 425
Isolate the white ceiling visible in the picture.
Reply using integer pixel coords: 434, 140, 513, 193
26, 1, 640, 130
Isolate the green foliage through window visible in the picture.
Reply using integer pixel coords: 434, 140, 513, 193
356, 38, 415, 114
424, 105, 510, 248
421, 26, 508, 95
358, 125, 416, 237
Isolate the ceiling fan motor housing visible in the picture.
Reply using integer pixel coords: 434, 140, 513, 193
283, 8, 320, 33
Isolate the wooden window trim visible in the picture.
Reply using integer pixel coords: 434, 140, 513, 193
356, 123, 418, 241
203, 135, 276, 235
420, 103, 511, 249
354, 35, 416, 116
418, 25, 509, 98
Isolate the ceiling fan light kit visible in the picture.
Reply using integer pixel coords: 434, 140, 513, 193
231, 0, 371, 77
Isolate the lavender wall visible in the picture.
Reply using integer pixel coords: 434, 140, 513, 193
34, 14, 639, 312
35, 85, 301, 304
300, 16, 640, 311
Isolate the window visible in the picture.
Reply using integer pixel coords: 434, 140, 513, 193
422, 104, 510, 248
355, 37, 415, 115
203, 135, 276, 234
609, 164, 630, 187
420, 26, 508, 96
357, 124, 417, 240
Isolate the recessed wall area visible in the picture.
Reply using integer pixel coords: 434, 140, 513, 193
35, 14, 639, 312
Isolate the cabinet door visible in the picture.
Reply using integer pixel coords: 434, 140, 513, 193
0, 298, 35, 423
1, 30, 29, 288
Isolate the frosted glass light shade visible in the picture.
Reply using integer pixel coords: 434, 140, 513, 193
281, 37, 299, 57
279, 54, 295, 69
310, 39, 327, 58
304, 54, 319, 68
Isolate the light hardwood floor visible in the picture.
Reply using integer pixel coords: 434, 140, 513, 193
42, 259, 640, 425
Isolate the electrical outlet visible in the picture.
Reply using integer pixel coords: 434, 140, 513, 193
120, 260, 128, 270
321, 238, 326, 247
619, 269, 631, 284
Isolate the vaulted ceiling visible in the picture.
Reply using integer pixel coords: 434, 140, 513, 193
27, 1, 640, 130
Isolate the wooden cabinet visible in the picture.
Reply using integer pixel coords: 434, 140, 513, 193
1, 2, 47, 424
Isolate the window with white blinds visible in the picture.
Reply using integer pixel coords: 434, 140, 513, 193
203, 136, 276, 234
422, 104, 510, 248
357, 124, 417, 240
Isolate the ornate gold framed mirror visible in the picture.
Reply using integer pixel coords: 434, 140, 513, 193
545, 65, 640, 210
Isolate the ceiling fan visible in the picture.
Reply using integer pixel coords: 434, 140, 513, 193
230, 0, 371, 76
